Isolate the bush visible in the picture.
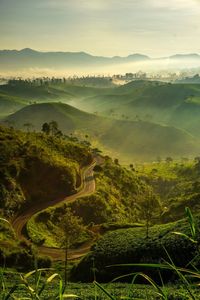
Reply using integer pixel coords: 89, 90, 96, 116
71, 217, 200, 282
37, 255, 52, 268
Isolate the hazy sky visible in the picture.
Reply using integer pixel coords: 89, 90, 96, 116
0, 0, 200, 57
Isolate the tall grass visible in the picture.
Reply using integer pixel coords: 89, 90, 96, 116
1, 208, 200, 299
100, 207, 200, 300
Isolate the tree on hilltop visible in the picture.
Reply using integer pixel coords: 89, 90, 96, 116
42, 121, 63, 137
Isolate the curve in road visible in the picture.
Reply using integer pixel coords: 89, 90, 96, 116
12, 160, 96, 261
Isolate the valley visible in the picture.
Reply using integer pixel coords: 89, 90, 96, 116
2, 0, 200, 297
1, 80, 200, 162
1, 79, 200, 299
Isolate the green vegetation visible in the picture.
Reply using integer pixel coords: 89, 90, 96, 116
72, 215, 200, 282
28, 156, 158, 248
0, 124, 91, 217
2, 80, 200, 297
27, 206, 93, 248
3, 269, 200, 300
137, 158, 200, 222
3, 102, 199, 162
0, 124, 92, 269
2, 206, 200, 300
1, 80, 200, 162
0, 93, 26, 118
70, 158, 159, 224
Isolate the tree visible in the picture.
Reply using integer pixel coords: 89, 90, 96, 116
42, 121, 63, 137
42, 122, 50, 135
49, 120, 59, 136
139, 190, 161, 238
61, 208, 83, 289
114, 158, 119, 165
194, 156, 200, 163
166, 157, 173, 164
129, 164, 135, 171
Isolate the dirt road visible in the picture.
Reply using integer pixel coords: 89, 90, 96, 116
12, 160, 96, 261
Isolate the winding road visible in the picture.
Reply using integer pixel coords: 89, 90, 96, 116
11, 160, 96, 261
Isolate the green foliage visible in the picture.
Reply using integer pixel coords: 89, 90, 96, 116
137, 159, 200, 222
71, 159, 154, 225
27, 205, 93, 248
2, 81, 200, 162
33, 158, 153, 248
138, 189, 161, 238
26, 157, 153, 249
72, 217, 200, 282
0, 125, 92, 216
2, 267, 200, 300
62, 208, 85, 246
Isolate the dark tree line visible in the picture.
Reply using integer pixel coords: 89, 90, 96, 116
41, 121, 62, 137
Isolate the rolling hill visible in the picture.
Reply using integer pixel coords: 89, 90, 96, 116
75, 80, 200, 138
2, 80, 200, 140
0, 93, 26, 118
0, 81, 114, 118
3, 102, 101, 131
3, 102, 200, 161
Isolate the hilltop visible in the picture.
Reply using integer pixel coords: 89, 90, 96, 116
77, 80, 200, 138
1, 80, 200, 161
0, 124, 92, 217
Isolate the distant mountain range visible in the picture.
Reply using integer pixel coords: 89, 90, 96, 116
0, 48, 200, 71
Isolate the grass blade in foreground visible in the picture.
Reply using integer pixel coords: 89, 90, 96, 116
94, 281, 116, 300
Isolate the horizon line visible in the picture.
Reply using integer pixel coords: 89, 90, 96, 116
0, 48, 200, 59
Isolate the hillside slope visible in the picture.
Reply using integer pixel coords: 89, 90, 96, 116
0, 125, 92, 217
3, 102, 200, 161
77, 81, 200, 138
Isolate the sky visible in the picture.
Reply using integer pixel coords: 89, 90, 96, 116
0, 0, 200, 57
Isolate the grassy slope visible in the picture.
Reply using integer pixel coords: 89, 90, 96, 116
2, 81, 200, 132
71, 159, 200, 282
100, 119, 199, 160
0, 125, 92, 268
0, 82, 113, 118
0, 125, 92, 217
0, 83, 73, 102
1, 80, 200, 161
136, 159, 200, 222
3, 102, 200, 161
26, 157, 150, 247
0, 93, 26, 118
77, 81, 200, 137
3, 102, 101, 131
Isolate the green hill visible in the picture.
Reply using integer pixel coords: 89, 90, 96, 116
0, 82, 74, 103
76, 80, 200, 138
26, 157, 151, 247
0, 124, 92, 217
0, 125, 92, 269
0, 93, 26, 118
3, 102, 200, 161
3, 102, 100, 131
0, 81, 113, 118
100, 119, 200, 160
4, 80, 200, 141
